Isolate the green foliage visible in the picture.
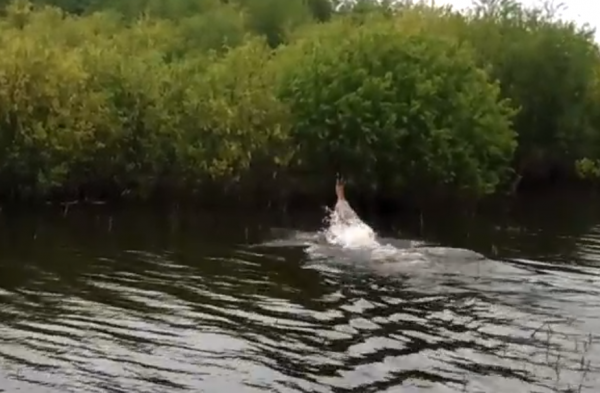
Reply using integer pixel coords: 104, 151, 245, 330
575, 158, 600, 180
277, 15, 516, 197
0, 1, 290, 198
0, 0, 599, 203
180, 37, 292, 181
234, 0, 313, 48
458, 0, 600, 176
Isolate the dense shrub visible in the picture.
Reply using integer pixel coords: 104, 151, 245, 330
0, 0, 598, 203
276, 15, 516, 198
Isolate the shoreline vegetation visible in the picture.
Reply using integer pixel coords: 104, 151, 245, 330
1, 0, 600, 209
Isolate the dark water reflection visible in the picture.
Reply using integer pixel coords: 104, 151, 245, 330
1, 192, 600, 392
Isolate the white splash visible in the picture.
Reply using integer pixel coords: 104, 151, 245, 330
304, 206, 430, 264
322, 206, 380, 249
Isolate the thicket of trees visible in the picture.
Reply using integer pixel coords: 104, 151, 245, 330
0, 0, 599, 205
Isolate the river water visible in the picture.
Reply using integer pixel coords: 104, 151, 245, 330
1, 192, 600, 393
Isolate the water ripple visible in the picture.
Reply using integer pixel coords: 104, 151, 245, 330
0, 209, 599, 393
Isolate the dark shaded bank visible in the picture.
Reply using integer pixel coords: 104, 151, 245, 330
1, 172, 597, 228
2, 184, 600, 265
3, 180, 596, 247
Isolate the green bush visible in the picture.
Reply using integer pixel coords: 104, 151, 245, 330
277, 15, 517, 197
458, 0, 600, 178
0, 0, 599, 203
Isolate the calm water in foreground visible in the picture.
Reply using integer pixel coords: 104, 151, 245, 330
1, 192, 600, 393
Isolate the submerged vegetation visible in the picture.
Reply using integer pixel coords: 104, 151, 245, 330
0, 0, 599, 205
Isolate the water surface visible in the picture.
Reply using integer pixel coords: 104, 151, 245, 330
1, 193, 599, 392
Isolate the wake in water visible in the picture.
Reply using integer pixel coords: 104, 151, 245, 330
256, 176, 485, 265
262, 177, 428, 263
308, 202, 428, 264
316, 175, 429, 261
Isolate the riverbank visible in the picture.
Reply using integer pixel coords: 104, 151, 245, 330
2, 183, 600, 253
0, 0, 599, 204
4, 182, 599, 245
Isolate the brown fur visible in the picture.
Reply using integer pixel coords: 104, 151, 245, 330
334, 176, 358, 223
335, 177, 345, 201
